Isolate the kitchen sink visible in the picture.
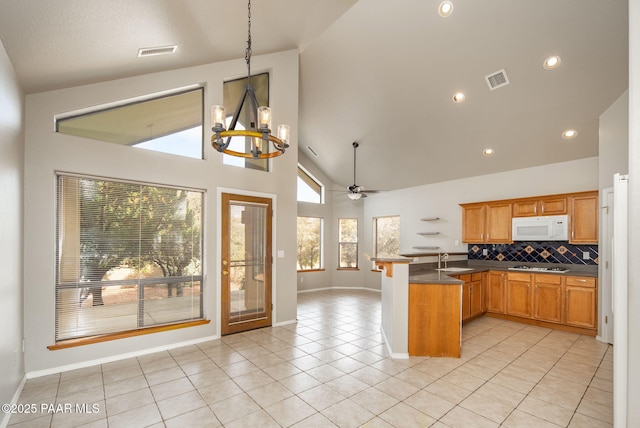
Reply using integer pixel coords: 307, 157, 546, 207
435, 267, 473, 272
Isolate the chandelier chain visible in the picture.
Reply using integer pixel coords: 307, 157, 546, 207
245, 0, 252, 79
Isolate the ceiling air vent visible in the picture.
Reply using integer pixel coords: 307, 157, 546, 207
485, 68, 510, 90
137, 45, 178, 58
306, 145, 318, 157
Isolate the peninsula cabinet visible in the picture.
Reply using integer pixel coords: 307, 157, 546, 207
506, 272, 532, 318
570, 193, 599, 244
461, 202, 512, 244
565, 276, 597, 328
456, 273, 485, 321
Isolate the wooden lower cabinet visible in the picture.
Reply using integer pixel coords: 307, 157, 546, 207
533, 274, 563, 323
469, 275, 484, 318
506, 272, 532, 318
565, 276, 597, 328
408, 282, 461, 357
487, 271, 506, 313
457, 273, 485, 321
486, 270, 597, 334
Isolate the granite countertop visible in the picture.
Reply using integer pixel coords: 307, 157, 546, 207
409, 261, 598, 282
409, 271, 465, 285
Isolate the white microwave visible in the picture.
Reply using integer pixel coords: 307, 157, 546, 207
512, 215, 569, 241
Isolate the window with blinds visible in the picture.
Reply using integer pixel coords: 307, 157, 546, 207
55, 174, 204, 342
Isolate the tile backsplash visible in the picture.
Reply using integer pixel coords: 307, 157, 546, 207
468, 241, 598, 265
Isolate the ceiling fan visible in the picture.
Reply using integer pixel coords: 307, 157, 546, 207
344, 142, 382, 200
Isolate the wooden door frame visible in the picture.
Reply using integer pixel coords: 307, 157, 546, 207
219, 190, 274, 336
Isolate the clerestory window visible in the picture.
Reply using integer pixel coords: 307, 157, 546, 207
297, 165, 323, 203
56, 87, 204, 159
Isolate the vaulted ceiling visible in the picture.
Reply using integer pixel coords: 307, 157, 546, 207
0, 0, 628, 191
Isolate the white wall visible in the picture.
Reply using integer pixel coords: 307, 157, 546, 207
599, 90, 629, 189
23, 50, 299, 374
363, 157, 599, 290
0, 39, 25, 418
627, 0, 639, 424
297, 151, 366, 291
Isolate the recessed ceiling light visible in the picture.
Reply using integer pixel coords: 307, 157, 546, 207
543, 55, 561, 70
439, 1, 453, 17
452, 92, 465, 103
483, 148, 495, 156
562, 129, 578, 139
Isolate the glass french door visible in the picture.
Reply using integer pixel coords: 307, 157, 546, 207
221, 193, 272, 335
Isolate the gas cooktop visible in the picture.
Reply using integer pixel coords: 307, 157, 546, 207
508, 265, 570, 273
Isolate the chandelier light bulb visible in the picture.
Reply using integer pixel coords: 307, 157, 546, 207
211, 105, 226, 129
257, 106, 272, 130
277, 124, 290, 146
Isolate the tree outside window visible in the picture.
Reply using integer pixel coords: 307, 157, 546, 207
374, 216, 400, 258
56, 175, 203, 341
297, 217, 323, 270
339, 218, 358, 268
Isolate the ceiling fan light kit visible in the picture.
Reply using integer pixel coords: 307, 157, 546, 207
210, 0, 290, 159
344, 142, 383, 200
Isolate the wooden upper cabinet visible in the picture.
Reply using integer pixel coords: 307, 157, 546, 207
485, 203, 512, 243
461, 204, 485, 243
462, 191, 597, 244
461, 203, 512, 243
513, 196, 567, 217
570, 193, 598, 244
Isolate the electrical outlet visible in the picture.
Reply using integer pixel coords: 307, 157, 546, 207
454, 240, 460, 246
300, 277, 304, 283
482, 249, 488, 256
583, 251, 590, 260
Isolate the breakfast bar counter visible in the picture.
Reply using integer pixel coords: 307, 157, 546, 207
372, 258, 464, 358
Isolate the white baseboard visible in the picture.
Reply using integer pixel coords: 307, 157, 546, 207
1, 375, 27, 428
26, 335, 219, 379
380, 326, 409, 359
273, 319, 297, 327
297, 286, 381, 294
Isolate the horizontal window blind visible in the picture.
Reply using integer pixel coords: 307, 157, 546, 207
55, 174, 204, 341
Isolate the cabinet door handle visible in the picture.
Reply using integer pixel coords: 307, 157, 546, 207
575, 279, 587, 282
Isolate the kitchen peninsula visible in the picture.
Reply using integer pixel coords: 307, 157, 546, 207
373, 255, 599, 359
373, 258, 464, 358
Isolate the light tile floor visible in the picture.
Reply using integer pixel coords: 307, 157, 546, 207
8, 289, 613, 427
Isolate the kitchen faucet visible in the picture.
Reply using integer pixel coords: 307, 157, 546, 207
438, 252, 449, 270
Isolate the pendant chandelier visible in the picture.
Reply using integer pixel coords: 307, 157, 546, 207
211, 0, 290, 159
